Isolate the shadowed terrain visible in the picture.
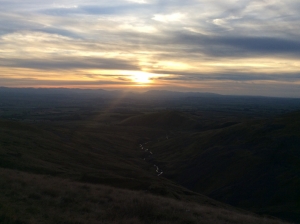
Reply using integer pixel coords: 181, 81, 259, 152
140, 111, 300, 222
1, 88, 300, 223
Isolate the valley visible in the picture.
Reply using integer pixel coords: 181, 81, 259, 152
1, 88, 300, 223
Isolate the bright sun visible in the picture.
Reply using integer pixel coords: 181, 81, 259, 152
133, 72, 151, 84
120, 70, 153, 84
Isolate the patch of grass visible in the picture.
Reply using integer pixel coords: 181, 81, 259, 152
0, 168, 289, 224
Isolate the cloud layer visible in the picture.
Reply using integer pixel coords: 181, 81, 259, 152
1, 0, 300, 96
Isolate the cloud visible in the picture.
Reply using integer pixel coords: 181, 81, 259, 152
1, 0, 300, 96
215, 36, 300, 55
150, 71, 300, 82
163, 31, 300, 57
0, 57, 139, 71
39, 3, 154, 17
152, 12, 185, 23
0, 77, 133, 87
126, 0, 149, 4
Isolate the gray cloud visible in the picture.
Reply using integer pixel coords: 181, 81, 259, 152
151, 71, 300, 82
39, 3, 155, 17
0, 77, 132, 86
33, 27, 82, 39
81, 4, 152, 15
0, 13, 80, 40
0, 57, 139, 70
165, 32, 300, 57
213, 36, 300, 55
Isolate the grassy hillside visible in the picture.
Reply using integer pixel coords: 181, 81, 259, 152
120, 111, 198, 130
0, 115, 291, 223
145, 111, 300, 222
0, 118, 180, 193
0, 168, 288, 224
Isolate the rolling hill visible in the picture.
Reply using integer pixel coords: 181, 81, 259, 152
0, 115, 290, 223
120, 111, 198, 130
144, 111, 300, 222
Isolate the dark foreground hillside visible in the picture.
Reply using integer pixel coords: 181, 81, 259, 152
143, 111, 300, 222
0, 168, 288, 224
0, 117, 290, 224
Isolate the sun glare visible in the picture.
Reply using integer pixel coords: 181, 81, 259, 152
120, 70, 154, 84
133, 72, 151, 84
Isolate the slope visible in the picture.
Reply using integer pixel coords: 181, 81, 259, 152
120, 111, 199, 130
0, 168, 288, 224
145, 111, 300, 222
0, 117, 290, 223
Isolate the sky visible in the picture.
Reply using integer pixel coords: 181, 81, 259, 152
1, 0, 300, 97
